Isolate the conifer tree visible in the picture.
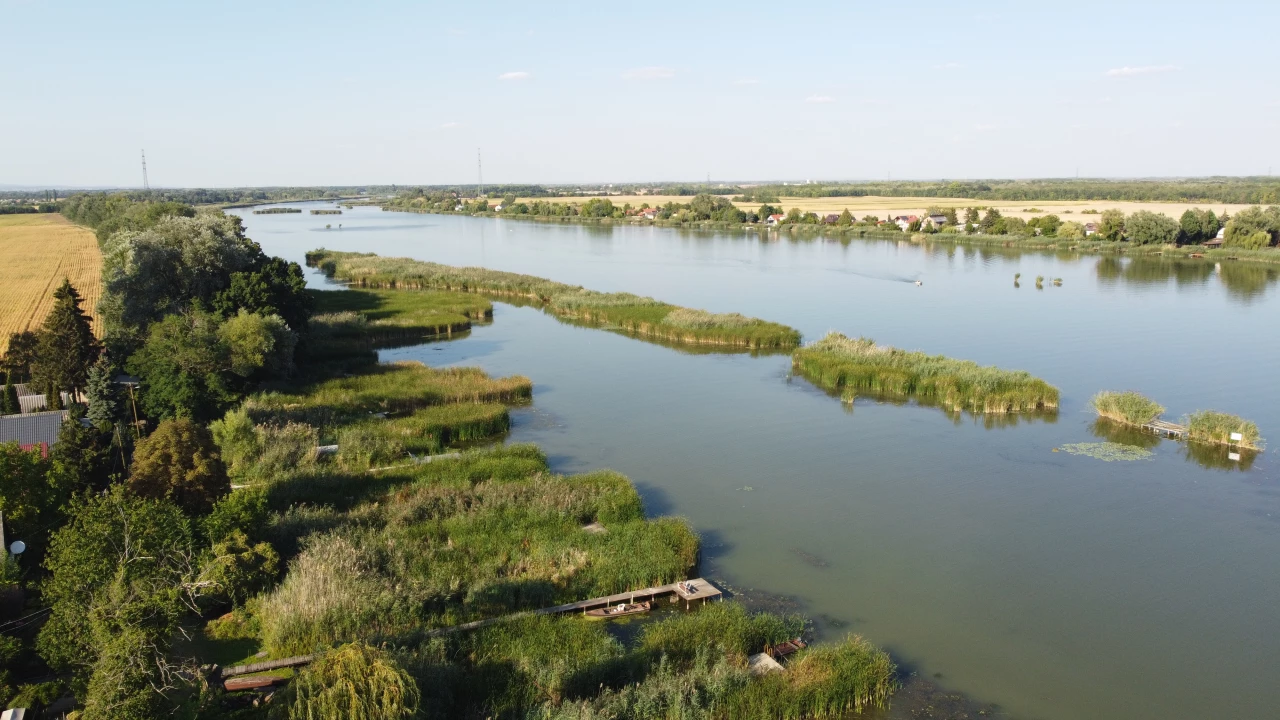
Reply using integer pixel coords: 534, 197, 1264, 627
1, 375, 18, 415
32, 279, 100, 401
85, 356, 121, 426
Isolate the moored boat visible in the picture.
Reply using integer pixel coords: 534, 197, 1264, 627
585, 601, 651, 619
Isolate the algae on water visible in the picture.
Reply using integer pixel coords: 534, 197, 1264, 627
1057, 442, 1153, 462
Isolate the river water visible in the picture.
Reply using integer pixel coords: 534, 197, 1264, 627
232, 202, 1280, 720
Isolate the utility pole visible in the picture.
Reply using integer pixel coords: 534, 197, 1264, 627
141, 149, 150, 191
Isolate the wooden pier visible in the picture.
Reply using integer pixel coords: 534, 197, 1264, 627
423, 578, 722, 638
1143, 419, 1187, 438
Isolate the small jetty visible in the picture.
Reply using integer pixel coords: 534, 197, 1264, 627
1143, 419, 1187, 438
423, 578, 722, 638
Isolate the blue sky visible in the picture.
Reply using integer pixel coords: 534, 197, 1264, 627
2, 0, 1277, 187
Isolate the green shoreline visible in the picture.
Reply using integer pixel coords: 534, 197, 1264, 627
381, 205, 1280, 266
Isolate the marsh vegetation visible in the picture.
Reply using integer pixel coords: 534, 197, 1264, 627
792, 332, 1059, 415
306, 250, 801, 349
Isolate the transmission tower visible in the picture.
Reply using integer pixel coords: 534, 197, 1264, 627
477, 148, 483, 198
141, 150, 150, 190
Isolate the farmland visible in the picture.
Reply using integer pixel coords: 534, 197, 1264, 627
0, 213, 101, 353
517, 194, 1253, 223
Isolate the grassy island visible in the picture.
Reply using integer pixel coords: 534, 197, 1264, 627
1090, 391, 1165, 426
252, 207, 302, 214
1187, 410, 1264, 450
306, 249, 802, 349
310, 208, 343, 215
793, 332, 1060, 414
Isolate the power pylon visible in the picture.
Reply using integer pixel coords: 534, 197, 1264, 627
141, 150, 150, 190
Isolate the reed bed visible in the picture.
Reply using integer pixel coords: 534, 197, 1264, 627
1186, 410, 1264, 450
244, 361, 531, 429
257, 448, 698, 655
723, 635, 897, 718
639, 602, 803, 665
252, 207, 302, 214
793, 332, 1059, 414
336, 403, 511, 469
1090, 391, 1165, 426
310, 209, 343, 215
306, 249, 801, 349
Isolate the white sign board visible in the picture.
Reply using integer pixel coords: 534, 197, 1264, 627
1229, 432, 1243, 442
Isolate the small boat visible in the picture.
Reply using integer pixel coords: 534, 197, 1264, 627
586, 601, 651, 619
769, 638, 808, 660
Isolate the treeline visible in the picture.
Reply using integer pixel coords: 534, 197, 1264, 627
735, 178, 1280, 204
386, 191, 751, 223
0, 194, 318, 714
50, 187, 389, 208
0, 204, 59, 214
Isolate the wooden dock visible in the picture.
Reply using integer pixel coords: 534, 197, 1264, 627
1143, 419, 1187, 438
423, 578, 722, 638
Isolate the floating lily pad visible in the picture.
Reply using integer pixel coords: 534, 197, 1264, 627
1057, 442, 1153, 462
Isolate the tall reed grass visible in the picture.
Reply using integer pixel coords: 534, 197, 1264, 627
1186, 410, 1264, 450
794, 332, 1059, 414
244, 361, 531, 430
1090, 391, 1164, 426
257, 449, 698, 655
306, 249, 801, 349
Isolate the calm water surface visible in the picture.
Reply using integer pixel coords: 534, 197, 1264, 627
233, 203, 1280, 720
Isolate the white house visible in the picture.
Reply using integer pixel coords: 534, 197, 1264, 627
766, 214, 785, 226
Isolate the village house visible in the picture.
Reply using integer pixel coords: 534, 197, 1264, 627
927, 214, 948, 227
1084, 222, 1098, 236
0, 410, 69, 457
766, 213, 785, 226
822, 214, 840, 224
894, 215, 919, 231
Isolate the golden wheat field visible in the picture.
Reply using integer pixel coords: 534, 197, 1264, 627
0, 214, 102, 354
522, 194, 1252, 223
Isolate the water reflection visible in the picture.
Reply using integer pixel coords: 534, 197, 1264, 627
1090, 418, 1162, 449
1095, 257, 1278, 301
1090, 417, 1260, 471
1181, 442, 1260, 472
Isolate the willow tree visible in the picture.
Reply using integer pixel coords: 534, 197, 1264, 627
287, 643, 420, 720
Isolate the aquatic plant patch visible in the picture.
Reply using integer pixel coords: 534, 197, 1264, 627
1186, 410, 1264, 450
1058, 442, 1154, 462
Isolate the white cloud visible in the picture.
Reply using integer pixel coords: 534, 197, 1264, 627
623, 66, 675, 80
935, 62, 962, 70
733, 78, 759, 86
805, 95, 834, 103
1105, 65, 1179, 77
498, 71, 531, 81
441, 122, 461, 128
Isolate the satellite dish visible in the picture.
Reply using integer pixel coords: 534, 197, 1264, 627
8, 540, 24, 555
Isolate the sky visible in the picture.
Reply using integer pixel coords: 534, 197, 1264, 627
2, 0, 1278, 187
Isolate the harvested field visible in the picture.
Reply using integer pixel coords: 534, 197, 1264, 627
0, 214, 102, 352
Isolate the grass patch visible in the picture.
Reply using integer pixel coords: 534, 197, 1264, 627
306, 249, 801, 349
793, 332, 1059, 414
1090, 391, 1164, 426
1186, 410, 1264, 450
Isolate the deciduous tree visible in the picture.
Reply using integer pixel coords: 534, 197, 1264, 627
127, 418, 229, 515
